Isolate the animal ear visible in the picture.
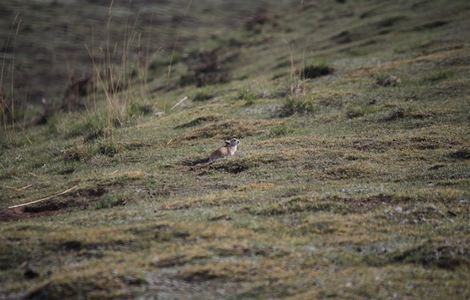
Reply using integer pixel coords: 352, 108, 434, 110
225, 140, 230, 145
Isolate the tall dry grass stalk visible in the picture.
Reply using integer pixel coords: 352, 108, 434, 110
1, 13, 22, 131
84, 0, 152, 140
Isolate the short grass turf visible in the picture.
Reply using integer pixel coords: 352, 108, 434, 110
1, 0, 470, 299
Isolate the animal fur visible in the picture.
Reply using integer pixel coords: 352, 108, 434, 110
208, 138, 240, 163
192, 138, 240, 169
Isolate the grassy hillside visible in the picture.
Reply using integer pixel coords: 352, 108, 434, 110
1, 0, 470, 299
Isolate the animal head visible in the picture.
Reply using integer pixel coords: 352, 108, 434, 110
225, 138, 240, 147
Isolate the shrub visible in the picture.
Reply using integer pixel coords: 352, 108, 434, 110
299, 63, 333, 79
278, 97, 318, 117
97, 141, 119, 157
67, 114, 107, 139
237, 88, 256, 106
128, 102, 153, 117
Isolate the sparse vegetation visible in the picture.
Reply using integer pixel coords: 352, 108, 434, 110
236, 88, 257, 106
375, 74, 401, 87
268, 125, 294, 137
127, 102, 153, 118
193, 90, 215, 102
95, 194, 127, 209
1, 0, 470, 299
279, 96, 318, 117
299, 63, 334, 79
66, 113, 108, 139
422, 70, 455, 83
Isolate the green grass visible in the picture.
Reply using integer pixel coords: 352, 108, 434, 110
193, 90, 215, 102
236, 88, 257, 106
1, 0, 470, 299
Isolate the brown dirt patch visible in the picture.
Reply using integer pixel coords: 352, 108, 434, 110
0, 207, 54, 222
0, 186, 108, 222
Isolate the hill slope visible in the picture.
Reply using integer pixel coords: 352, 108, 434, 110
1, 0, 470, 298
